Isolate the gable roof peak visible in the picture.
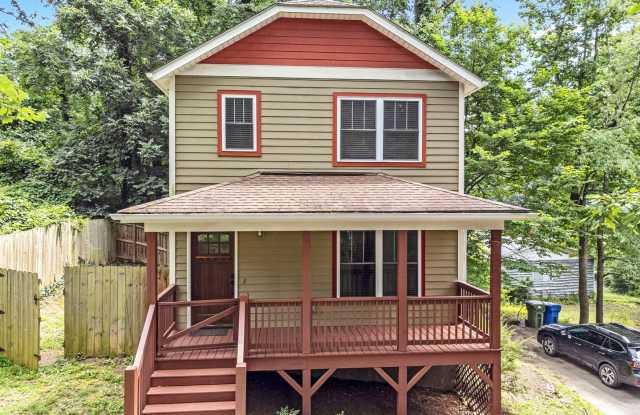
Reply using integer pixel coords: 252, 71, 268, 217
277, 0, 356, 7
147, 3, 486, 95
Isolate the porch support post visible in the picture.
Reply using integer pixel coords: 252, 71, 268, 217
397, 365, 408, 415
491, 356, 502, 415
146, 232, 158, 306
397, 230, 408, 352
302, 369, 312, 415
302, 231, 312, 355
489, 230, 502, 349
489, 231, 502, 415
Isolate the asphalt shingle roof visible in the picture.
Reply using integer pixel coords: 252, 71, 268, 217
118, 172, 529, 215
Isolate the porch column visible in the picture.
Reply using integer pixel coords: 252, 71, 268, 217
489, 230, 502, 349
490, 230, 502, 415
146, 232, 158, 306
397, 365, 408, 415
302, 231, 312, 355
397, 230, 408, 352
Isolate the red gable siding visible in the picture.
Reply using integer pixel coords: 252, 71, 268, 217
200, 18, 436, 69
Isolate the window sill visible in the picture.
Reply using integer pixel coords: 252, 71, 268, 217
217, 150, 262, 157
333, 160, 426, 168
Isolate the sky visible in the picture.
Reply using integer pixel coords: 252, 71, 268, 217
0, 0, 523, 33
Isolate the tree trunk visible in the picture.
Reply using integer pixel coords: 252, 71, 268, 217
596, 231, 604, 323
578, 233, 590, 324
595, 173, 609, 324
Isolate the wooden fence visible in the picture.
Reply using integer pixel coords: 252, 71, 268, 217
0, 220, 116, 286
115, 224, 168, 266
0, 220, 169, 287
64, 265, 167, 357
0, 268, 40, 369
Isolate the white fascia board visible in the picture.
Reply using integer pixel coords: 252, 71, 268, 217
147, 5, 486, 95
181, 64, 453, 82
111, 212, 536, 232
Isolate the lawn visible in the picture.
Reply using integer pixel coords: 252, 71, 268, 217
502, 289, 640, 329
0, 287, 128, 415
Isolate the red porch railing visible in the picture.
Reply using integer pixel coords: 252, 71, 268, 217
312, 296, 397, 353
245, 283, 492, 357
248, 299, 302, 357
157, 298, 239, 354
124, 304, 157, 415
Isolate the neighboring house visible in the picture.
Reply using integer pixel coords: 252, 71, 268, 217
504, 244, 595, 297
112, 2, 533, 414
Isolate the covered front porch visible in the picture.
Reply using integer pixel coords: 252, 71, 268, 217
115, 172, 532, 415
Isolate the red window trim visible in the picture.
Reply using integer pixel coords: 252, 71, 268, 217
217, 90, 262, 157
421, 230, 426, 296
332, 92, 427, 168
331, 231, 337, 297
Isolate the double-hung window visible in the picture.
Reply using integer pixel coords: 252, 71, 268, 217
334, 94, 425, 166
338, 230, 421, 297
217, 90, 261, 156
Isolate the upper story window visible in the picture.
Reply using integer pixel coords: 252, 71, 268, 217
333, 93, 426, 167
217, 90, 261, 157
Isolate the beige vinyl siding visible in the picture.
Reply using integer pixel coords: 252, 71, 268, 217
175, 76, 459, 193
238, 231, 332, 299
172, 230, 457, 327
424, 230, 458, 296
175, 232, 188, 327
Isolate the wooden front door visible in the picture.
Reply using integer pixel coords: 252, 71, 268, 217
191, 232, 235, 324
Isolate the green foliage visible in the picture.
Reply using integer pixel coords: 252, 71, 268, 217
277, 407, 300, 415
501, 324, 522, 374
0, 186, 75, 234
0, 74, 46, 124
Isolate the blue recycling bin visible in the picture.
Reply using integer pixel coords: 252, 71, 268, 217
543, 303, 562, 325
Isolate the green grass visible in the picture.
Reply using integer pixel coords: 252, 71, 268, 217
558, 290, 640, 328
504, 372, 602, 415
502, 289, 640, 329
0, 289, 129, 415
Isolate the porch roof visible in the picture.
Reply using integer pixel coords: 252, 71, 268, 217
117, 172, 529, 216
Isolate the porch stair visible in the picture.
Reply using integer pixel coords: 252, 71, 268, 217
142, 363, 237, 415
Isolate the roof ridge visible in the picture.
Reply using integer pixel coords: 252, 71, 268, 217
378, 173, 529, 212
118, 173, 263, 213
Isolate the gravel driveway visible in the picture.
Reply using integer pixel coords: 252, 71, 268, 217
515, 326, 640, 415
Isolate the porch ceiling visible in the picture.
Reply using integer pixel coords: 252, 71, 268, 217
111, 172, 534, 231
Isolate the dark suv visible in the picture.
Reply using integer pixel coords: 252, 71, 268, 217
537, 323, 640, 388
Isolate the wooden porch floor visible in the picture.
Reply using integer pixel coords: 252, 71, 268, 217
157, 323, 489, 361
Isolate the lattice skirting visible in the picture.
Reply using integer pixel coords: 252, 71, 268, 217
455, 363, 492, 415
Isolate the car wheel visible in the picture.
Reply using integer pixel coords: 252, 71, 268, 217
599, 363, 621, 388
541, 335, 558, 356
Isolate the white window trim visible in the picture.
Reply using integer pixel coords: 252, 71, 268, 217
336, 96, 423, 163
336, 230, 423, 298
221, 94, 258, 152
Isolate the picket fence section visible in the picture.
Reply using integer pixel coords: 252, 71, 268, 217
64, 265, 148, 357
0, 268, 40, 369
0, 220, 116, 286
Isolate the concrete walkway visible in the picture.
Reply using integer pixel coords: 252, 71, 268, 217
515, 327, 640, 415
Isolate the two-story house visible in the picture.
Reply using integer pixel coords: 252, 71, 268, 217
113, 2, 533, 414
